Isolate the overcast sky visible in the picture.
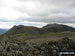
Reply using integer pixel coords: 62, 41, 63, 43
0, 0, 75, 29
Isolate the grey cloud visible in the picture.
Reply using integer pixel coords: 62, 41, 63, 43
19, 16, 75, 24
0, 0, 4, 7
16, 0, 75, 15
14, 0, 75, 24
0, 0, 75, 29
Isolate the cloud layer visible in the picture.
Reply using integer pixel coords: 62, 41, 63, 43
0, 0, 75, 29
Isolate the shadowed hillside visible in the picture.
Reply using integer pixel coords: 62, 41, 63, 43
5, 25, 42, 35
4, 24, 75, 36
42, 24, 75, 33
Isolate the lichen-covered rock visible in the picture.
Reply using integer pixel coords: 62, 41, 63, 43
0, 37, 74, 56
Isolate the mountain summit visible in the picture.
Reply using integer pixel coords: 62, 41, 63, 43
42, 24, 75, 33
5, 25, 42, 35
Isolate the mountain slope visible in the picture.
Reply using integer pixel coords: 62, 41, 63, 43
5, 25, 42, 35
42, 24, 75, 33
5, 24, 75, 35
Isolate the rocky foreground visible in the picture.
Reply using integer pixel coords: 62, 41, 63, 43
0, 37, 75, 56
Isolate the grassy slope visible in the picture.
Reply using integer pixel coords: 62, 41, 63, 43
25, 31, 75, 43
3, 24, 75, 43
2, 31, 75, 43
